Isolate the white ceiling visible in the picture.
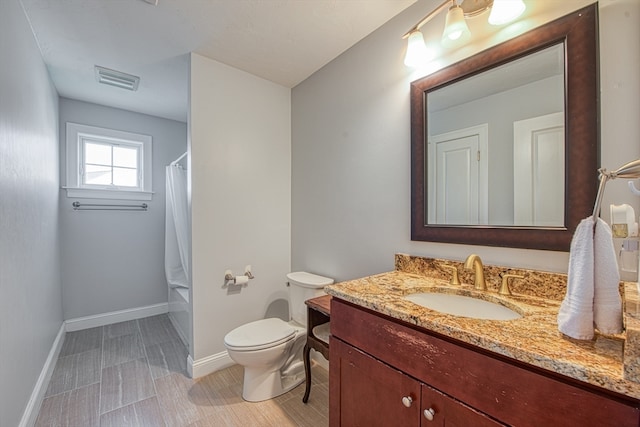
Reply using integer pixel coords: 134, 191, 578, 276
20, 0, 417, 122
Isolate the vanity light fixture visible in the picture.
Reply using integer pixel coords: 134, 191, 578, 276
402, 0, 526, 67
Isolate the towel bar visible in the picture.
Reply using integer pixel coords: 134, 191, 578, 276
72, 201, 148, 211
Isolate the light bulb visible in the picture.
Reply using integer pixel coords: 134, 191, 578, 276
441, 4, 470, 46
404, 30, 430, 67
489, 0, 526, 26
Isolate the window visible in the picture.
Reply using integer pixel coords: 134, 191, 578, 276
65, 123, 152, 200
82, 139, 140, 188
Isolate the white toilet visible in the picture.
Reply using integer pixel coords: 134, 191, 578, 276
223, 271, 334, 402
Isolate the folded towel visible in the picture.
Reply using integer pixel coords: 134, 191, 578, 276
558, 216, 623, 339
558, 216, 595, 339
593, 218, 623, 334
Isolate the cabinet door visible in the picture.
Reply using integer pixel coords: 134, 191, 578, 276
421, 384, 505, 427
330, 337, 421, 427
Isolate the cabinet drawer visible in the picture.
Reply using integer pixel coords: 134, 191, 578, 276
331, 298, 640, 427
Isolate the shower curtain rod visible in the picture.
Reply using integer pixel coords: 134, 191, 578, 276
170, 152, 187, 166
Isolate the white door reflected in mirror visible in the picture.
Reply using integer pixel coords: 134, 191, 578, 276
514, 112, 565, 227
428, 124, 488, 225
426, 43, 564, 227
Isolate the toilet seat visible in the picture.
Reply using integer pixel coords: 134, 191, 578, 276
224, 318, 298, 351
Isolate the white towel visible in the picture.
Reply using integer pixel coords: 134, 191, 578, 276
593, 218, 623, 334
558, 216, 622, 339
558, 217, 595, 339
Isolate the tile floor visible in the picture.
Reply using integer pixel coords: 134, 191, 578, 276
35, 314, 329, 426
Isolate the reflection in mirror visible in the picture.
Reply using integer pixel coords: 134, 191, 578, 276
427, 43, 565, 226
410, 4, 599, 251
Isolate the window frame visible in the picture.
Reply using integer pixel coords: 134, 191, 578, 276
65, 122, 153, 200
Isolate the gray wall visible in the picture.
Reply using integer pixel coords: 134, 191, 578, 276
291, 0, 640, 280
0, 0, 63, 425
59, 98, 187, 320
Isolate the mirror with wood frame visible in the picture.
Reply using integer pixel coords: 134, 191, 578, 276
410, 4, 598, 251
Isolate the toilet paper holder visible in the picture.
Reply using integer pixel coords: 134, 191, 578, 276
225, 266, 255, 284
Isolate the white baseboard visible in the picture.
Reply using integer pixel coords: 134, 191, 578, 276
64, 303, 168, 332
19, 323, 66, 427
188, 351, 235, 379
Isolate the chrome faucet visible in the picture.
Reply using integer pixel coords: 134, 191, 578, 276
464, 254, 486, 291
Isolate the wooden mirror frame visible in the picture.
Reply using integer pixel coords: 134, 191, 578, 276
410, 4, 598, 251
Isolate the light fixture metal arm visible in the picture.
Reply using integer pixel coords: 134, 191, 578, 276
402, 0, 452, 39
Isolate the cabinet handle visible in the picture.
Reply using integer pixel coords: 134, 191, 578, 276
401, 396, 413, 408
423, 408, 435, 421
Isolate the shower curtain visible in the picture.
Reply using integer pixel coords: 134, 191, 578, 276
165, 164, 190, 288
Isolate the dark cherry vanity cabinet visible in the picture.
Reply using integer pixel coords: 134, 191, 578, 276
329, 298, 640, 427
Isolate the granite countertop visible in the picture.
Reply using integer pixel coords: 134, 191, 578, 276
325, 258, 640, 400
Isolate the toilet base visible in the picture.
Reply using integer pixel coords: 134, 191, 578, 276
241, 361, 305, 402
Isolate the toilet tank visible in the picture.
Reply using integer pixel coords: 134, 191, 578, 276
286, 272, 334, 325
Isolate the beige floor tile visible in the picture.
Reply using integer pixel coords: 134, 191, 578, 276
309, 381, 330, 410
186, 407, 247, 427
280, 395, 329, 427
273, 386, 299, 405
250, 398, 303, 426
226, 363, 244, 383
311, 361, 329, 385
100, 358, 155, 414
199, 374, 243, 405
100, 396, 166, 427
200, 367, 327, 427
200, 365, 242, 393
155, 373, 217, 427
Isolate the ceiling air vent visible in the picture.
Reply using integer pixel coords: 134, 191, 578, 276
95, 66, 140, 91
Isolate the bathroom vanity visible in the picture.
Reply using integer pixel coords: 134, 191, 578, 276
326, 255, 640, 426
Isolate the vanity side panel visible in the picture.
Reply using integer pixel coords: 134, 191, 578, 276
331, 299, 640, 427
329, 335, 341, 427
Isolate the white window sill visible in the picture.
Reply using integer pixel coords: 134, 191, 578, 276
63, 187, 153, 201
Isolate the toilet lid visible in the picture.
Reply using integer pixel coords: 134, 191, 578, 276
224, 318, 296, 351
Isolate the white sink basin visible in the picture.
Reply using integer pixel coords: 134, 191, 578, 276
404, 292, 522, 320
